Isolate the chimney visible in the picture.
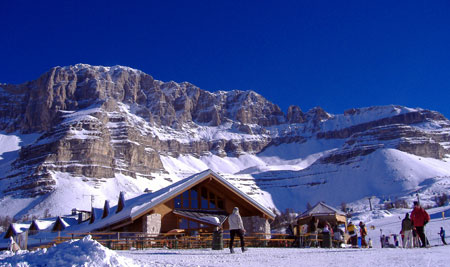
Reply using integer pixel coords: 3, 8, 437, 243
89, 207, 96, 224
116, 191, 125, 213
102, 200, 110, 219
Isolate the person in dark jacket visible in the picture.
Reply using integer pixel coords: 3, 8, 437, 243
401, 213, 413, 248
439, 227, 447, 245
410, 201, 430, 247
359, 221, 368, 248
308, 217, 320, 247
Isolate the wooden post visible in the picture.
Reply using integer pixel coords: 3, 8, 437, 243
24, 230, 28, 250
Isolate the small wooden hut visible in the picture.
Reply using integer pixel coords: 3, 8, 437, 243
296, 201, 347, 228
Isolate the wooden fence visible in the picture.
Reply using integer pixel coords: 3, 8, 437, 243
31, 232, 342, 250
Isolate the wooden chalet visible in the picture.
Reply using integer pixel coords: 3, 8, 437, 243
80, 169, 276, 235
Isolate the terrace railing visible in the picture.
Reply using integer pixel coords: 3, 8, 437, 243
29, 231, 342, 250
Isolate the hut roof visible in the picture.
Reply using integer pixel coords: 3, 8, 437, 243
4, 222, 30, 238
51, 216, 78, 231
298, 202, 345, 218
297, 202, 347, 225
30, 219, 55, 231
12, 223, 30, 234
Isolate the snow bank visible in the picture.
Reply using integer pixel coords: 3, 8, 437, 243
0, 235, 138, 267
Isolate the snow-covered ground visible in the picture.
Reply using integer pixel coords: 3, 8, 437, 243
118, 246, 450, 267
1, 206, 449, 266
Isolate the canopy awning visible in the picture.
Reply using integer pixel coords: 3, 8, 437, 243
173, 209, 228, 226
296, 202, 347, 225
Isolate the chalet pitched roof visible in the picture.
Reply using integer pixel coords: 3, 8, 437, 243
72, 169, 275, 232
297, 201, 345, 219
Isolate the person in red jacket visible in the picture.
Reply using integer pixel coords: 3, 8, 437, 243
410, 201, 430, 247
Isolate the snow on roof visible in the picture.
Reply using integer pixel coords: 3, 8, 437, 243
31, 219, 55, 231
60, 216, 78, 228
172, 210, 227, 226
297, 201, 345, 219
68, 169, 275, 233
199, 216, 221, 226
10, 223, 31, 235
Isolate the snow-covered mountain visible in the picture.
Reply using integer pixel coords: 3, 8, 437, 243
1, 64, 450, 219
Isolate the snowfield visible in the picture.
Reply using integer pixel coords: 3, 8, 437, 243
118, 246, 450, 267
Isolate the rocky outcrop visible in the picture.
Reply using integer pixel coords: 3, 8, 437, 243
286, 105, 305, 123
1, 64, 450, 197
317, 110, 447, 139
320, 122, 450, 164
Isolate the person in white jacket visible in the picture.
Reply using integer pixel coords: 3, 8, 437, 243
228, 207, 247, 253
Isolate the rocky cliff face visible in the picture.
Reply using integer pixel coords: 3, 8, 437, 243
1, 64, 450, 198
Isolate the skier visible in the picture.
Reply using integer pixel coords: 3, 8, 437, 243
401, 213, 413, 248
359, 221, 368, 248
439, 227, 447, 245
228, 207, 247, 253
410, 201, 430, 247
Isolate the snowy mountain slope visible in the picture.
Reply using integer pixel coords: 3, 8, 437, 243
1, 64, 450, 219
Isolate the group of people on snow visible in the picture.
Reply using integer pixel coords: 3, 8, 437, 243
346, 220, 371, 248
400, 201, 431, 248
399, 201, 447, 248
225, 201, 446, 254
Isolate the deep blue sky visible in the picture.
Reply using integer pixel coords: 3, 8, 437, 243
1, 0, 450, 117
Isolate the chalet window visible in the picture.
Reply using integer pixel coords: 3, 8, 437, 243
174, 196, 182, 208
178, 218, 205, 230
182, 191, 189, 207
209, 192, 216, 208
191, 189, 199, 208
174, 187, 224, 210
180, 218, 188, 229
201, 188, 208, 209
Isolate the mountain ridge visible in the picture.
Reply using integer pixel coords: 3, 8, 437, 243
1, 64, 450, 219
